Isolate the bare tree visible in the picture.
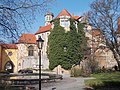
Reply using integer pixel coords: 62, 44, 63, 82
0, 0, 55, 43
86, 0, 120, 70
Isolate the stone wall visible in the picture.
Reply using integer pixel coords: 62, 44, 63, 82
53, 65, 70, 77
17, 43, 39, 71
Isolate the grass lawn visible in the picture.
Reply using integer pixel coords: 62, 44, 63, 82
85, 72, 120, 90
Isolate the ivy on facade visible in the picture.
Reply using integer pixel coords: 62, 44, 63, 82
47, 18, 87, 70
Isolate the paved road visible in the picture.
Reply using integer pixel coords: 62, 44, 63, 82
41, 77, 87, 90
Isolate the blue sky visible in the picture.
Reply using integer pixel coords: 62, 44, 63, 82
30, 0, 95, 34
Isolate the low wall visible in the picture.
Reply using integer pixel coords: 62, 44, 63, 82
53, 65, 70, 78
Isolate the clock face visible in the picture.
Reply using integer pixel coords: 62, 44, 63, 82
8, 52, 12, 56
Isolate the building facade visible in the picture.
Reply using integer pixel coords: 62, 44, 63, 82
0, 44, 18, 73
35, 9, 82, 69
17, 33, 39, 71
0, 34, 39, 73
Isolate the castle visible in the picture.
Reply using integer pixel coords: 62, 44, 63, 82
0, 9, 117, 73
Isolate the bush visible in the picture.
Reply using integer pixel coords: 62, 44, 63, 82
93, 68, 102, 74
93, 68, 114, 74
70, 66, 81, 77
80, 70, 91, 77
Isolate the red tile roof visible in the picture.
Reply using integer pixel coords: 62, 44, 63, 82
92, 29, 101, 37
18, 33, 36, 44
35, 24, 51, 35
56, 9, 72, 18
35, 9, 81, 34
118, 17, 120, 32
1, 44, 17, 49
72, 16, 81, 20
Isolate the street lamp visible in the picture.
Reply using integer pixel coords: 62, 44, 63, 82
36, 36, 44, 84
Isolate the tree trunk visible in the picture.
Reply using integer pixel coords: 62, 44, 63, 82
117, 61, 120, 71
113, 52, 120, 71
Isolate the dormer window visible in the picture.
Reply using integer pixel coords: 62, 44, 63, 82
28, 45, 34, 56
46, 16, 51, 21
46, 16, 49, 21
60, 18, 69, 27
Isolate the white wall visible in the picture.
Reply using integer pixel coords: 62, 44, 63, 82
35, 31, 50, 69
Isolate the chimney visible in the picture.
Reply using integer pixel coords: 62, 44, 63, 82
118, 17, 120, 32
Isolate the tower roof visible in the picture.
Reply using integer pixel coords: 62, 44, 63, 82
45, 11, 54, 17
56, 9, 72, 18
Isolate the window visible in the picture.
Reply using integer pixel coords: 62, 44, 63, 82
38, 35, 41, 39
8, 51, 13, 56
48, 16, 50, 21
5, 61, 14, 73
47, 16, 49, 21
46, 16, 50, 21
5, 62, 12, 69
18, 63, 21, 66
60, 19, 69, 27
28, 45, 34, 56
47, 33, 49, 36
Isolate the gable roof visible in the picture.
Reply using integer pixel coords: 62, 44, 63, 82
18, 33, 36, 44
1, 44, 17, 49
56, 9, 72, 18
35, 24, 51, 35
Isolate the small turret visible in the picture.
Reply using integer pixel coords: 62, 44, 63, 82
44, 11, 54, 26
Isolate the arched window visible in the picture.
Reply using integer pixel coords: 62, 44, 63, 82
5, 61, 14, 73
5, 62, 12, 69
28, 45, 34, 56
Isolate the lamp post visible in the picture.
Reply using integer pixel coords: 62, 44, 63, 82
36, 36, 44, 84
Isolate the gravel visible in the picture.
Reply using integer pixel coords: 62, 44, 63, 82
41, 77, 85, 90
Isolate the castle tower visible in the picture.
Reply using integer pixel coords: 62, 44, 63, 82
44, 11, 54, 26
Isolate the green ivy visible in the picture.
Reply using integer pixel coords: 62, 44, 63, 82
47, 18, 87, 70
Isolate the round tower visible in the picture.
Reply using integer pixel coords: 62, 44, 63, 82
44, 11, 54, 26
